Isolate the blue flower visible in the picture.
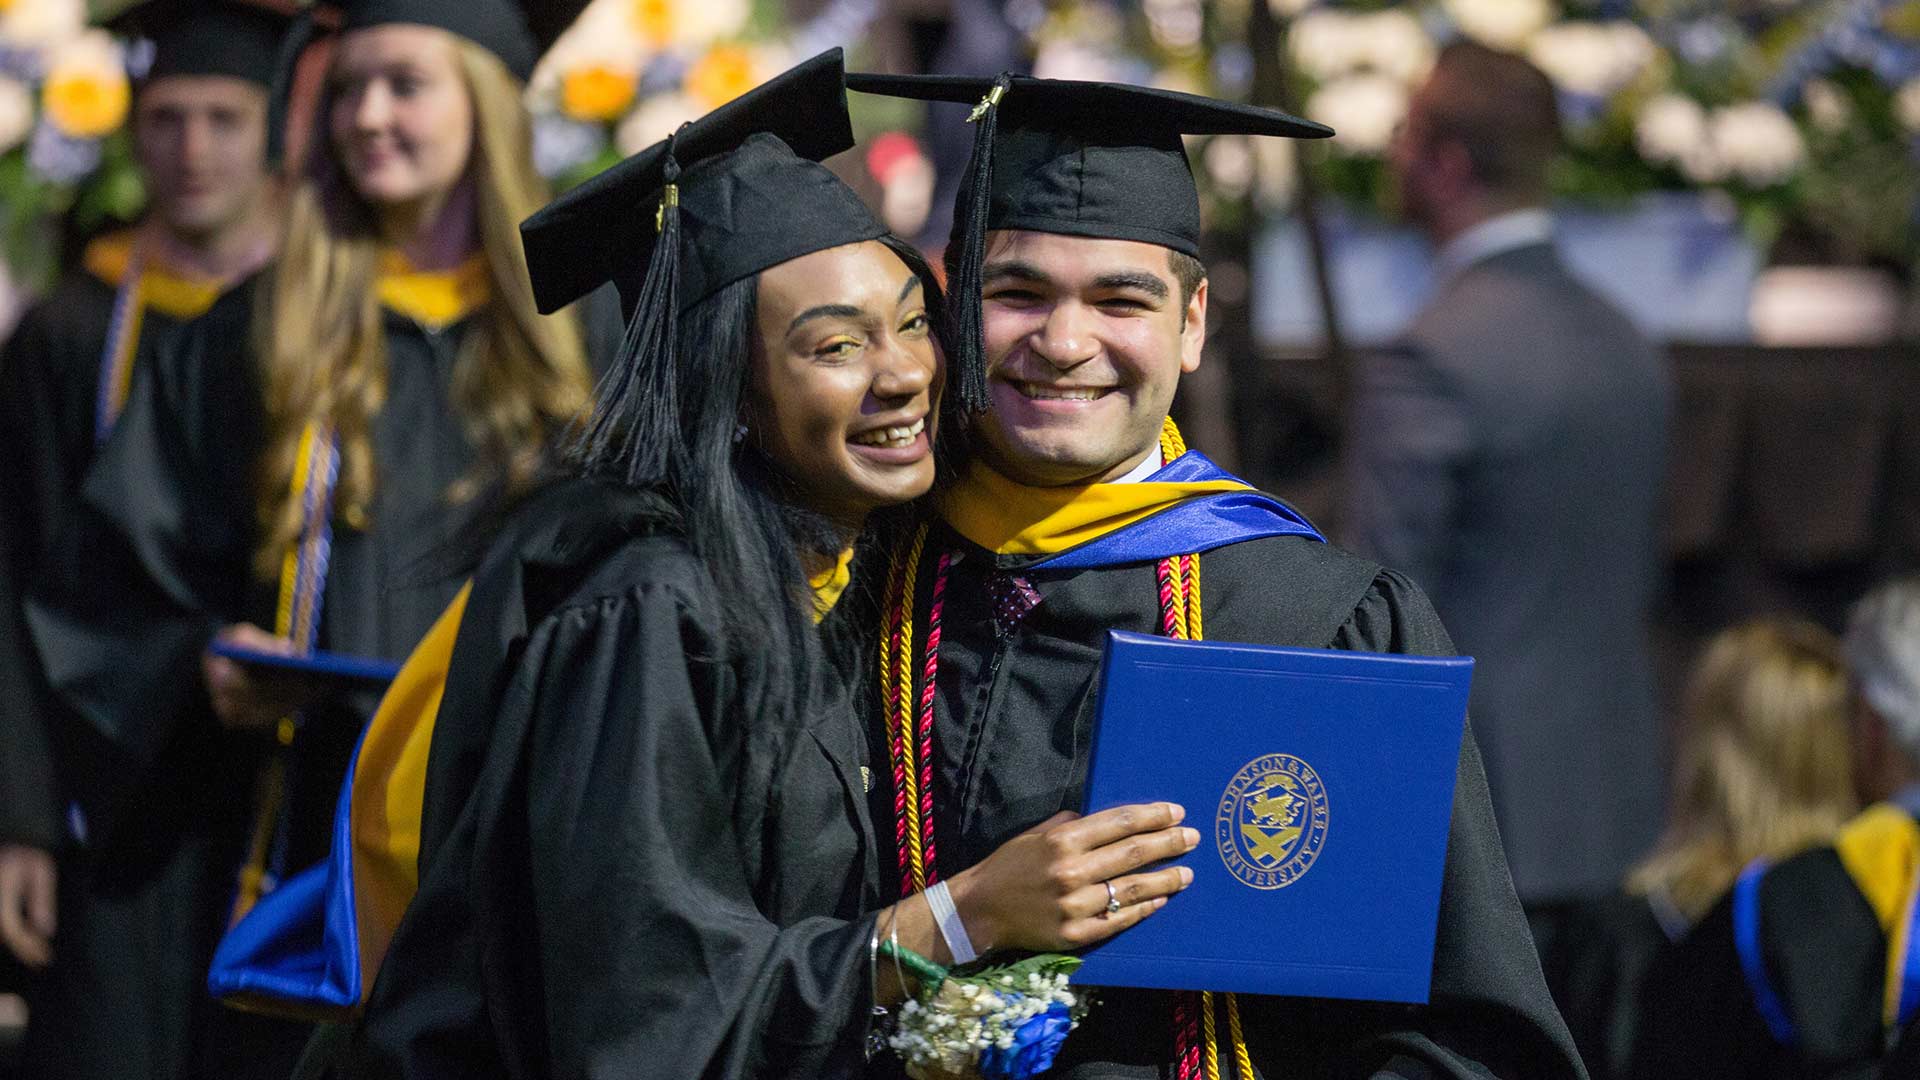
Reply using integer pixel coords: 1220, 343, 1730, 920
27, 123, 101, 184
980, 1002, 1074, 1080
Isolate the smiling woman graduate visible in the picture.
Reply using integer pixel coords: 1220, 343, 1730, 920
23, 0, 608, 1075
343, 50, 1204, 1080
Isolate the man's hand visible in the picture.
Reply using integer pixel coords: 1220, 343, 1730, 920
0, 844, 56, 968
202, 623, 321, 730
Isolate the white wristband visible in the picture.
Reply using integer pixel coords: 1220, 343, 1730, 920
925, 880, 977, 964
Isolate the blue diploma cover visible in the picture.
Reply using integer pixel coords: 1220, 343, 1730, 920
206, 641, 403, 687
1077, 631, 1472, 1003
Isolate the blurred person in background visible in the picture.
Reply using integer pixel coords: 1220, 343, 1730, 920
1631, 576, 1920, 1080
0, 1, 286, 1073
1341, 40, 1674, 959
20, 1, 608, 1076
1554, 617, 1855, 1080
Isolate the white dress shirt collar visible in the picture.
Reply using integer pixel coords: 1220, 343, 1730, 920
1109, 446, 1166, 484
1436, 207, 1554, 281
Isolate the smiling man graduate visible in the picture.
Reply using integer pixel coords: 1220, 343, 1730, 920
848, 73, 1586, 1079
0, 3, 285, 1077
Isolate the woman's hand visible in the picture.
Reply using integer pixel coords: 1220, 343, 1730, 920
945, 802, 1198, 954
201, 624, 323, 730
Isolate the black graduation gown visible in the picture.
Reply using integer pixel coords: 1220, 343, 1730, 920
1630, 848, 1890, 1080
0, 263, 221, 852
863, 526, 1587, 1079
1550, 891, 1684, 1080
21, 271, 618, 1080
351, 477, 885, 1080
0, 266, 252, 1080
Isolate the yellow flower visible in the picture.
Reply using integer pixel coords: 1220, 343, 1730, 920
629, 0, 747, 47
685, 44, 756, 109
560, 63, 638, 122
41, 31, 128, 138
630, 0, 673, 47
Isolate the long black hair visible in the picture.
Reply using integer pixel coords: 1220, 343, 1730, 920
561, 233, 956, 730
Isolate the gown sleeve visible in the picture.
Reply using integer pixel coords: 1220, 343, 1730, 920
0, 306, 68, 849
1302, 568, 1589, 1080
26, 289, 260, 775
466, 579, 877, 1079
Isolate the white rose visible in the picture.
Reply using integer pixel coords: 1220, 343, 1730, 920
673, 0, 751, 47
44, 26, 121, 77
1144, 0, 1204, 52
1305, 73, 1408, 156
1801, 79, 1852, 133
0, 75, 32, 155
1635, 93, 1707, 166
1358, 10, 1436, 84
616, 91, 700, 155
1033, 41, 1126, 83
1268, 0, 1313, 16
1203, 134, 1255, 199
0, 0, 84, 51
1254, 134, 1298, 209
1709, 101, 1804, 187
1443, 0, 1556, 50
1677, 139, 1726, 184
1288, 10, 1365, 83
1527, 20, 1652, 97
1896, 79, 1920, 134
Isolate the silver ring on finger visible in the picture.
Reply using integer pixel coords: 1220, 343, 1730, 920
1103, 880, 1121, 917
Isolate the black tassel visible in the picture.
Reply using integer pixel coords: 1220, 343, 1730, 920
568, 142, 684, 487
947, 75, 1010, 415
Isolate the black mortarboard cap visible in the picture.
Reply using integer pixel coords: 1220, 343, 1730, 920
340, 0, 588, 82
524, 49, 936, 483
108, 0, 293, 87
520, 48, 882, 318
847, 74, 1331, 379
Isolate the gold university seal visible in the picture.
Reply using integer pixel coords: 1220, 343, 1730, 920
1215, 753, 1329, 890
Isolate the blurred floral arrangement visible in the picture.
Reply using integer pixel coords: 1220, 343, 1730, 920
526, 0, 939, 234
1, 0, 935, 293
0, 0, 144, 293
1017, 0, 1920, 268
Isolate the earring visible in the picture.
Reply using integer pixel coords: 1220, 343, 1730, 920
732, 423, 749, 445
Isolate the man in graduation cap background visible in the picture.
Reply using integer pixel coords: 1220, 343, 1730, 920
0, 2, 287, 1075
5, 0, 606, 1076
848, 72, 1588, 1077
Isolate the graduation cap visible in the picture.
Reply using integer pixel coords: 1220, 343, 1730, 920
339, 0, 587, 82
846, 74, 1331, 381
523, 49, 955, 481
108, 0, 294, 87
521, 47, 880, 318
264, 0, 587, 167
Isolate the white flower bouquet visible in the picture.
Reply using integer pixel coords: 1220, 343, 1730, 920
883, 951, 1088, 1080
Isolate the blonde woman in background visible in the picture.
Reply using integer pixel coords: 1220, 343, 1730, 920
28, 3, 610, 1078
1552, 617, 1855, 1079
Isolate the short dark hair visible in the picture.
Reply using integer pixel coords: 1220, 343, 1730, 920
1168, 249, 1206, 329
1424, 41, 1561, 200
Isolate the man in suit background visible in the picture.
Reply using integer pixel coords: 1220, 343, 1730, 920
1341, 41, 1674, 962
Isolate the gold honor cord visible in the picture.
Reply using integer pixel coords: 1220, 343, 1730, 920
232, 422, 339, 924
882, 416, 1252, 1077
1151, 420, 1247, 1080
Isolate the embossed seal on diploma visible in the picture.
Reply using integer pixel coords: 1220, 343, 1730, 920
1216, 754, 1329, 890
